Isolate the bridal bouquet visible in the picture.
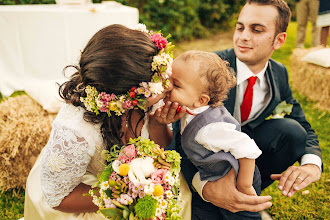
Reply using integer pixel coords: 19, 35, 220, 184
89, 137, 182, 220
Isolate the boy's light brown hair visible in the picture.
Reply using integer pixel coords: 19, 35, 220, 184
178, 50, 236, 107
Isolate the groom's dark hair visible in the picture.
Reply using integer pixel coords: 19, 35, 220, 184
246, 0, 291, 35
60, 24, 159, 152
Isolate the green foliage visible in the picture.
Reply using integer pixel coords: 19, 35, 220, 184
165, 198, 181, 219
115, 0, 243, 41
134, 195, 157, 219
0, 0, 244, 41
98, 164, 113, 183
0, 91, 26, 103
198, 0, 245, 29
99, 207, 124, 219
132, 137, 155, 155
165, 150, 181, 173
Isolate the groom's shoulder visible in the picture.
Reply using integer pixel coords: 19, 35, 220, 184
214, 48, 235, 61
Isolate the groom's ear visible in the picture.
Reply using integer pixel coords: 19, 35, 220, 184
194, 93, 210, 108
273, 32, 287, 50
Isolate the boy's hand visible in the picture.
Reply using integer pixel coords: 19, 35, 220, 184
237, 184, 257, 196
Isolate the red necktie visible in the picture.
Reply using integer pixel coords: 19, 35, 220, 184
240, 76, 257, 122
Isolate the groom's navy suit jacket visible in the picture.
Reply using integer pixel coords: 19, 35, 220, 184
171, 48, 322, 219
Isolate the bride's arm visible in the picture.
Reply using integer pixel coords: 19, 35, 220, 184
148, 101, 186, 148
54, 183, 98, 213
40, 125, 98, 213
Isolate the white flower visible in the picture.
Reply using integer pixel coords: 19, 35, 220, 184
96, 99, 104, 108
112, 160, 121, 174
270, 113, 286, 119
144, 183, 155, 195
119, 95, 126, 102
165, 171, 174, 184
47, 153, 66, 172
168, 176, 175, 186
100, 181, 110, 190
134, 23, 148, 33
149, 82, 164, 95
165, 190, 173, 199
155, 207, 163, 218
159, 199, 168, 209
165, 65, 172, 76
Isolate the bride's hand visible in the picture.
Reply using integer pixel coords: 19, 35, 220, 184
148, 101, 186, 148
150, 101, 186, 125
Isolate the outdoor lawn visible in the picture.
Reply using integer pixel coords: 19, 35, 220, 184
0, 21, 329, 220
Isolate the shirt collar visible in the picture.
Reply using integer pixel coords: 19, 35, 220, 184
180, 106, 209, 134
187, 106, 210, 115
236, 58, 268, 86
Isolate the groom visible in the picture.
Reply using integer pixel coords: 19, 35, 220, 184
170, 0, 322, 218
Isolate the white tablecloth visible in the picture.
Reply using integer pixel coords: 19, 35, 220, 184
0, 3, 138, 96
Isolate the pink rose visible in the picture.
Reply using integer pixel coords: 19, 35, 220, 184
150, 169, 168, 185
118, 144, 137, 163
150, 33, 168, 50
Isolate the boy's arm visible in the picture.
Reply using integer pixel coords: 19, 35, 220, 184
237, 158, 257, 195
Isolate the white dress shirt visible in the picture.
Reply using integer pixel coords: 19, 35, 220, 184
236, 58, 270, 122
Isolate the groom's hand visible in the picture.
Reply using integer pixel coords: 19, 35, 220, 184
203, 169, 272, 213
270, 164, 321, 198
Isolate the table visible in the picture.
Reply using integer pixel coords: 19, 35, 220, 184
0, 3, 138, 96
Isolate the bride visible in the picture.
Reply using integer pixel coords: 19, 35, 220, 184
23, 24, 191, 219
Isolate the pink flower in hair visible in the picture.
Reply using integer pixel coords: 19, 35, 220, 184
122, 100, 133, 110
151, 33, 168, 50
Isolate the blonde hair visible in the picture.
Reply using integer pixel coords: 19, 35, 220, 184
177, 50, 236, 107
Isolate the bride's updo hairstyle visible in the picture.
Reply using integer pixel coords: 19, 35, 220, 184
59, 24, 159, 151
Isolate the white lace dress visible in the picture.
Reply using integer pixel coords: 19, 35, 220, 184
23, 104, 191, 220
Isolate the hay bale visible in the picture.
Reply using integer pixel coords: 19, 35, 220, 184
290, 48, 330, 111
0, 95, 56, 191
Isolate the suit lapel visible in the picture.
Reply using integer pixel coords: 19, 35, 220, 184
224, 50, 237, 115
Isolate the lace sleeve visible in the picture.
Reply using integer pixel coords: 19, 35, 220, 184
40, 125, 95, 207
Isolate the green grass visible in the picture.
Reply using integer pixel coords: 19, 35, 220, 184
0, 21, 329, 220
0, 189, 25, 220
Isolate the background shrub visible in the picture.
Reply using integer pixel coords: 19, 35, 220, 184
0, 0, 246, 41
116, 0, 245, 41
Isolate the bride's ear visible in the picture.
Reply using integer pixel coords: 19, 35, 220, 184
193, 93, 210, 108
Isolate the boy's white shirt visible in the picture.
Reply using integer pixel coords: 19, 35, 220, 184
180, 106, 261, 159
181, 106, 261, 202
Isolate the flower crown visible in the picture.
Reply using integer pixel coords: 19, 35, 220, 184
80, 24, 174, 117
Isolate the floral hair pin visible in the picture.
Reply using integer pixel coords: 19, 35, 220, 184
80, 24, 175, 117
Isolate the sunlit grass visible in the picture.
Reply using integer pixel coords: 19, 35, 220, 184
262, 21, 330, 219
